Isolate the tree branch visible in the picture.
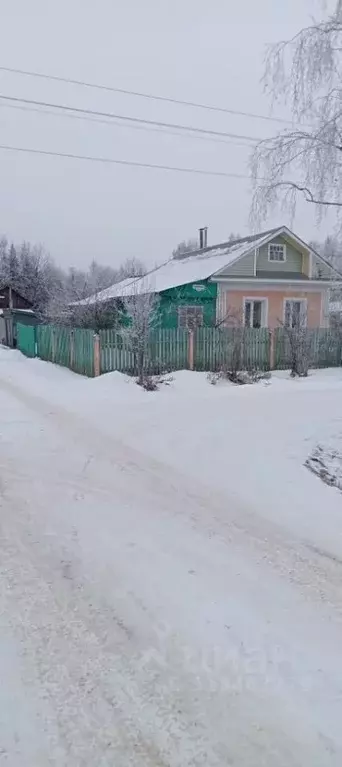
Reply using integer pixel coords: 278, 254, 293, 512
266, 181, 342, 207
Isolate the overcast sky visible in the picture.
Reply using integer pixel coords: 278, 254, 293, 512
0, 0, 326, 270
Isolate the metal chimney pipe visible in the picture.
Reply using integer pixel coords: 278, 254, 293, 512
199, 227, 208, 249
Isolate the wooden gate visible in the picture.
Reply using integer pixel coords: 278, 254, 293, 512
17, 323, 37, 358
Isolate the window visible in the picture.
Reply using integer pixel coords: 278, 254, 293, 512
178, 305, 203, 330
244, 298, 267, 328
284, 299, 307, 328
268, 243, 286, 262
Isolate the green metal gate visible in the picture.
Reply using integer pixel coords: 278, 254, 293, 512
17, 323, 37, 358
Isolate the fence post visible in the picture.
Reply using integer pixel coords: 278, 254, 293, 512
269, 329, 275, 370
94, 333, 101, 377
51, 327, 56, 363
70, 329, 75, 370
188, 330, 194, 370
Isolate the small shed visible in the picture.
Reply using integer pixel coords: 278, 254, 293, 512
0, 284, 33, 312
0, 284, 36, 347
2, 308, 38, 348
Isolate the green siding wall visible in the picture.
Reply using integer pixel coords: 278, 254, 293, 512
159, 280, 217, 328
220, 251, 255, 277
257, 235, 303, 273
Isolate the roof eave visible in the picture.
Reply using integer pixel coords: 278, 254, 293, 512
212, 276, 339, 286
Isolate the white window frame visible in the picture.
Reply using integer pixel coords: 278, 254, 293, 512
283, 298, 307, 328
178, 304, 204, 330
243, 297, 268, 328
268, 242, 287, 263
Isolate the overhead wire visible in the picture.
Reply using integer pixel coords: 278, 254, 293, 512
0, 93, 266, 143
0, 64, 295, 126
0, 142, 255, 179
0, 101, 259, 149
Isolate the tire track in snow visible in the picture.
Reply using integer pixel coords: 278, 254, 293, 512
1, 372, 342, 612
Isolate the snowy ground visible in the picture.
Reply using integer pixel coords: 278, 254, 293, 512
1, 347, 342, 765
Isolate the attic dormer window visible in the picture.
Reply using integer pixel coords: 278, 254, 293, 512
268, 243, 286, 262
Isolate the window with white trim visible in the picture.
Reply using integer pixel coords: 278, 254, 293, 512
178, 305, 203, 330
244, 298, 267, 329
284, 299, 307, 328
268, 243, 286, 262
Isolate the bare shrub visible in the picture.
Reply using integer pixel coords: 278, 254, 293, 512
122, 282, 160, 386
280, 305, 312, 377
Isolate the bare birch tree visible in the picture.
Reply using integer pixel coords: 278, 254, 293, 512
122, 283, 160, 387
251, 1, 342, 229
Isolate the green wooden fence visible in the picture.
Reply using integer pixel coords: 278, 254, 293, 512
36, 325, 95, 376
194, 327, 270, 371
100, 328, 189, 375
17, 323, 37, 358
16, 322, 342, 377
100, 330, 135, 374
274, 328, 342, 370
73, 329, 95, 376
148, 329, 189, 372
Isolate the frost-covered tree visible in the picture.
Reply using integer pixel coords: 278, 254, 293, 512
0, 236, 7, 262
19, 244, 61, 314
0, 230, 147, 326
227, 232, 242, 244
172, 238, 199, 259
122, 283, 160, 386
310, 235, 341, 266
251, 1, 342, 230
117, 257, 145, 280
61, 258, 146, 331
0, 237, 62, 314
0, 242, 19, 287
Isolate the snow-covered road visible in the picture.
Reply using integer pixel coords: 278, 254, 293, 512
1, 350, 342, 765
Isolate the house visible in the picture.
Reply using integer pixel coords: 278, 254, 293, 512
75, 227, 342, 330
0, 284, 36, 347
0, 284, 34, 312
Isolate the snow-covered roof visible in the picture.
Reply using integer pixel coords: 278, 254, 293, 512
75, 226, 337, 305
79, 229, 278, 303
71, 277, 138, 307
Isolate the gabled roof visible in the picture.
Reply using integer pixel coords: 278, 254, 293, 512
100, 228, 284, 299
173, 228, 279, 260
76, 226, 342, 305
0, 283, 34, 306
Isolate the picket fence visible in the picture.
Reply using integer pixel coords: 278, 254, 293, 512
16, 322, 342, 377
17, 324, 95, 376
100, 328, 189, 374
194, 327, 270, 371
274, 327, 342, 370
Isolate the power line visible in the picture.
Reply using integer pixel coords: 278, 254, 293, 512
0, 64, 295, 126
0, 142, 253, 179
0, 93, 264, 143
0, 101, 258, 149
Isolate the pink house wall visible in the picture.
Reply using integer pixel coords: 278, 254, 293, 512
219, 289, 324, 329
